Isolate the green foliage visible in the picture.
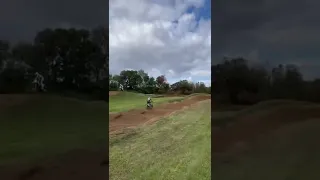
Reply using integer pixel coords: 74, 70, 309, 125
213, 57, 320, 105
119, 70, 143, 90
0, 40, 10, 69
110, 70, 211, 95
0, 26, 211, 97
0, 62, 29, 93
0, 27, 108, 100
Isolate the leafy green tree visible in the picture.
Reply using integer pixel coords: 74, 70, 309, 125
90, 26, 108, 83
0, 61, 29, 93
0, 40, 10, 68
119, 70, 142, 90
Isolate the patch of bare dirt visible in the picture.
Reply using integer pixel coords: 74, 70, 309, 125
0, 147, 108, 180
109, 91, 120, 96
212, 105, 320, 153
0, 94, 35, 110
109, 95, 211, 134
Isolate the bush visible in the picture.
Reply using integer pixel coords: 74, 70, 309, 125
0, 66, 29, 93
109, 81, 119, 91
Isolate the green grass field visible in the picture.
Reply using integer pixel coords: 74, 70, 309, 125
109, 91, 185, 113
212, 100, 320, 180
0, 95, 107, 165
110, 100, 211, 180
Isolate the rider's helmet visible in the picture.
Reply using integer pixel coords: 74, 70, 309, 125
147, 97, 151, 101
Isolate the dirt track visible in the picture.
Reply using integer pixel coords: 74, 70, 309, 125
212, 105, 320, 153
0, 94, 33, 111
0, 147, 108, 180
109, 95, 211, 133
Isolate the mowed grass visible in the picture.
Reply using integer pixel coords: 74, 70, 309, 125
109, 91, 184, 113
0, 95, 107, 165
212, 101, 320, 180
110, 100, 211, 180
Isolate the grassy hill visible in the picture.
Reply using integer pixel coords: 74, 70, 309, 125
110, 100, 211, 180
109, 91, 185, 113
0, 94, 108, 165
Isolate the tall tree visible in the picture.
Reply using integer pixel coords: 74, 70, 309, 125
0, 40, 10, 68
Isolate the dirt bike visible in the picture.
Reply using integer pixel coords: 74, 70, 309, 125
146, 102, 153, 109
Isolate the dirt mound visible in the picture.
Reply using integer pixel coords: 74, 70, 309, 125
0, 147, 108, 180
212, 104, 320, 153
0, 94, 36, 111
109, 95, 211, 133
109, 91, 120, 96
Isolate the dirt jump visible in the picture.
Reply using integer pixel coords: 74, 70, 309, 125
109, 95, 211, 134
0, 94, 33, 111
0, 147, 108, 180
212, 101, 320, 179
212, 103, 320, 153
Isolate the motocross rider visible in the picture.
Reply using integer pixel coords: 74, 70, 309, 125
147, 97, 152, 105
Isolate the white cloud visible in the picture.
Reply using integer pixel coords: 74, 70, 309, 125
109, 0, 211, 85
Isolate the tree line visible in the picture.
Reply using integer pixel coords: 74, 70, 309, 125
0, 27, 108, 100
213, 57, 320, 104
109, 70, 211, 95
0, 26, 210, 99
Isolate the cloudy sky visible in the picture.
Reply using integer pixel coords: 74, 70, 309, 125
109, 0, 211, 86
213, 0, 320, 80
0, 0, 107, 42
